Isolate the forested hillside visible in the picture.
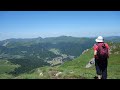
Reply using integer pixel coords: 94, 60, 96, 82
0, 36, 95, 75
0, 36, 120, 79
14, 42, 120, 79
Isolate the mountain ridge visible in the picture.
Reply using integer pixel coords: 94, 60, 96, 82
0, 36, 120, 78
14, 42, 120, 79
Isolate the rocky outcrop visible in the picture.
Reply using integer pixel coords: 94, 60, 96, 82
85, 58, 95, 68
55, 72, 62, 77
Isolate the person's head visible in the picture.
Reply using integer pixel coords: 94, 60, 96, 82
95, 36, 104, 43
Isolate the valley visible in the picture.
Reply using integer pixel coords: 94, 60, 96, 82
0, 36, 120, 79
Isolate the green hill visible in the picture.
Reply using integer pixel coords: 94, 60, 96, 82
0, 36, 95, 75
0, 59, 19, 79
14, 42, 120, 79
0, 36, 120, 79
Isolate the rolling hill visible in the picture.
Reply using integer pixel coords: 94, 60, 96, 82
0, 36, 95, 75
11, 42, 120, 79
0, 36, 120, 79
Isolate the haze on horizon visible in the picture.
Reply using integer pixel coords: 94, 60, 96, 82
0, 11, 120, 41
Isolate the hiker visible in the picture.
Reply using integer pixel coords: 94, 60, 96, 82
93, 36, 110, 79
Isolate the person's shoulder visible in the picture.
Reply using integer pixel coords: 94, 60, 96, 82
104, 43, 109, 48
93, 43, 98, 47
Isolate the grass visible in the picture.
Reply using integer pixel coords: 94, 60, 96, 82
15, 49, 95, 79
26, 45, 120, 79
1, 42, 120, 79
0, 59, 20, 78
0, 73, 14, 79
107, 54, 120, 79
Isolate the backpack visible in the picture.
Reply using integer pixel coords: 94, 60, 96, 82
97, 43, 108, 59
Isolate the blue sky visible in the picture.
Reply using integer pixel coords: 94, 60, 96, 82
0, 11, 120, 40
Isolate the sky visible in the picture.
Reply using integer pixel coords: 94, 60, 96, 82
0, 11, 120, 41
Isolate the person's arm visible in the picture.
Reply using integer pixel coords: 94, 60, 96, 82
93, 44, 98, 58
94, 50, 97, 58
94, 50, 97, 55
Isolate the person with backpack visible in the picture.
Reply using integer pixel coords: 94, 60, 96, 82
93, 36, 110, 79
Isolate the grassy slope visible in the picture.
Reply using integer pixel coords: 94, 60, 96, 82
107, 54, 120, 79
0, 60, 20, 79
58, 43, 120, 79
9, 43, 120, 79
59, 43, 120, 79
15, 49, 95, 79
